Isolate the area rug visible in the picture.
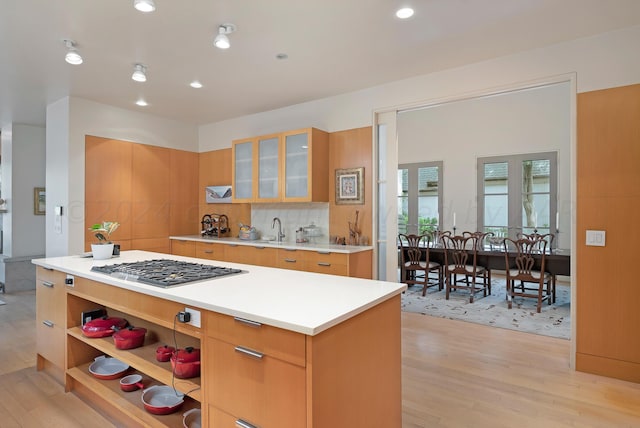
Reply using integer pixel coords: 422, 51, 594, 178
401, 277, 570, 339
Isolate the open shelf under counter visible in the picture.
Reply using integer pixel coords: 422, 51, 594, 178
67, 363, 200, 428
67, 326, 201, 402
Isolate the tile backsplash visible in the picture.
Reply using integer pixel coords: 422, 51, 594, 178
250, 203, 329, 243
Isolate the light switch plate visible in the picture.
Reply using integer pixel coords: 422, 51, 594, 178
586, 230, 606, 246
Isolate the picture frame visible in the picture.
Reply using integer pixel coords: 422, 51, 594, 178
34, 187, 46, 215
205, 185, 232, 203
335, 167, 364, 205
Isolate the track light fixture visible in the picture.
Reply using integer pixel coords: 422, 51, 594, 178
132, 64, 147, 82
134, 0, 156, 13
63, 39, 83, 65
214, 24, 236, 49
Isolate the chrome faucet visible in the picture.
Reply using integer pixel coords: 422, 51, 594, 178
272, 217, 285, 243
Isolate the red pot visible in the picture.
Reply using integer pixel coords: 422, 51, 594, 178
119, 374, 145, 392
82, 316, 128, 338
88, 356, 129, 380
112, 326, 147, 350
170, 347, 201, 379
156, 345, 175, 362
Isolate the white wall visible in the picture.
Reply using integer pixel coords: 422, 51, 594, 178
46, 97, 198, 257
1, 124, 46, 258
11, 124, 46, 257
198, 25, 640, 151
397, 81, 571, 248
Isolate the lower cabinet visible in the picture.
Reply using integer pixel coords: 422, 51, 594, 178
171, 239, 372, 278
36, 267, 66, 381
195, 241, 227, 261
171, 239, 196, 257
63, 277, 202, 428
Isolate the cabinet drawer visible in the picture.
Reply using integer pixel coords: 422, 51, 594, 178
208, 339, 306, 428
195, 241, 226, 261
171, 239, 196, 257
276, 248, 308, 271
36, 321, 65, 368
305, 260, 348, 276
206, 312, 305, 367
36, 268, 66, 325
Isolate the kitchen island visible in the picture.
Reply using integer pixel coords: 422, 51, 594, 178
170, 235, 374, 278
33, 250, 405, 428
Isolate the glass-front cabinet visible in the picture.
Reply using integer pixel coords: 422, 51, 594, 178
231, 139, 254, 202
232, 128, 329, 203
256, 134, 281, 202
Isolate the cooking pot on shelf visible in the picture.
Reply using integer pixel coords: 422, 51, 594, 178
119, 374, 145, 392
156, 344, 176, 362
182, 408, 202, 428
170, 347, 201, 379
88, 355, 129, 380
81, 316, 128, 338
141, 385, 184, 415
112, 325, 147, 350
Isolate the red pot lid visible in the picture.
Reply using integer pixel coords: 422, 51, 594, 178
82, 316, 128, 333
172, 346, 200, 363
113, 325, 147, 339
156, 344, 175, 354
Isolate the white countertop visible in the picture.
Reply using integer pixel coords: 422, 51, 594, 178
32, 250, 405, 336
169, 235, 373, 254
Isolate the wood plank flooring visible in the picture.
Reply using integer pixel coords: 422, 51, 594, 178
2, 290, 640, 427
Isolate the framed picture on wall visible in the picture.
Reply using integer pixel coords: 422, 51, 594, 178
34, 187, 45, 215
335, 167, 364, 205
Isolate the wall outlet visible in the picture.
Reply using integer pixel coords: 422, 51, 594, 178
185, 307, 201, 328
586, 230, 606, 247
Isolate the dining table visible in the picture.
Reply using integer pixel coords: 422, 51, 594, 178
399, 244, 571, 277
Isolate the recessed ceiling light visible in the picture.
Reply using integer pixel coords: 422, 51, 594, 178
190, 81, 203, 89
134, 0, 156, 13
396, 7, 414, 19
136, 99, 148, 107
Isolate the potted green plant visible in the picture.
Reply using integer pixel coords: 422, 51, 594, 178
89, 221, 120, 260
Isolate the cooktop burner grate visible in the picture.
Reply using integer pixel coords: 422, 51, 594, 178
90, 259, 244, 287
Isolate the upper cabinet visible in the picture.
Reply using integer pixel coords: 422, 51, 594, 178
232, 128, 329, 203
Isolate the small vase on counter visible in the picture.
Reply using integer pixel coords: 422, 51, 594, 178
91, 243, 114, 260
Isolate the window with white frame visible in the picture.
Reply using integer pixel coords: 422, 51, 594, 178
478, 153, 557, 239
398, 161, 443, 236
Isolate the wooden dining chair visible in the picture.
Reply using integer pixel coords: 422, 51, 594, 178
462, 231, 494, 295
516, 232, 556, 303
502, 237, 553, 313
398, 233, 443, 296
441, 234, 490, 303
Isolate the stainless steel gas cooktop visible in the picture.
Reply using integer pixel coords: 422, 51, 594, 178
90, 259, 244, 288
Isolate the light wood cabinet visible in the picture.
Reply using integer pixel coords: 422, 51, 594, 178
35, 261, 401, 427
231, 128, 329, 203
204, 295, 402, 428
171, 238, 372, 278
64, 277, 202, 427
36, 267, 67, 381
195, 241, 227, 262
171, 239, 196, 257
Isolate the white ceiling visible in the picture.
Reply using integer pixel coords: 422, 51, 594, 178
1, 0, 640, 128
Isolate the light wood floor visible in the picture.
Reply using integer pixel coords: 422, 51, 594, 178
2, 291, 640, 427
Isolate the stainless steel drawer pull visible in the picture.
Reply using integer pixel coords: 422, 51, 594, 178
284, 258, 297, 263
317, 251, 331, 255
234, 346, 264, 359
42, 320, 54, 328
255, 246, 266, 249
234, 317, 262, 328
235, 419, 259, 428
41, 281, 55, 288
203, 250, 213, 254
317, 262, 331, 267
43, 267, 54, 271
